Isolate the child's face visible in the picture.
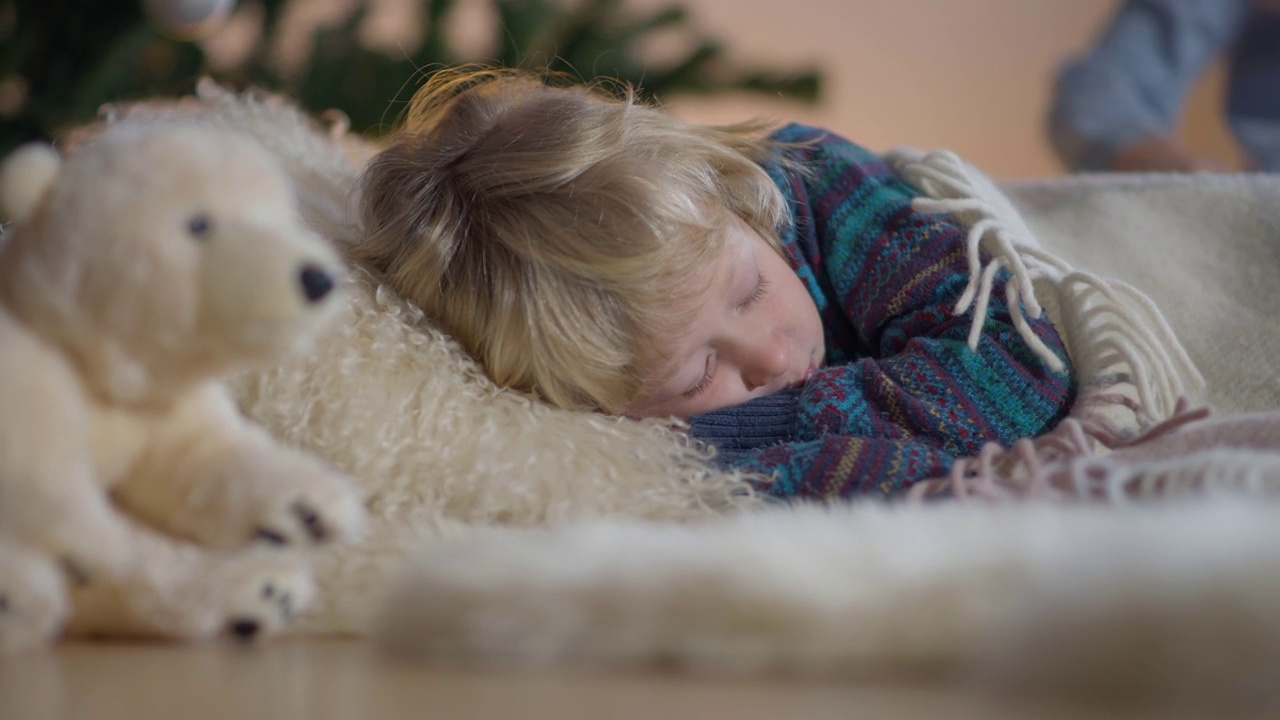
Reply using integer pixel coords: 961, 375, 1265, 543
624, 216, 825, 420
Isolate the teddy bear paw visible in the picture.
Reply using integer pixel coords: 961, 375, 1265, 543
222, 563, 316, 643
251, 485, 365, 549
0, 549, 70, 654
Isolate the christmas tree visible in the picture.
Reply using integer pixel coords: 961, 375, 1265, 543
0, 0, 823, 155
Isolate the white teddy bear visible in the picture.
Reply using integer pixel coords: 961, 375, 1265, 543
0, 123, 365, 652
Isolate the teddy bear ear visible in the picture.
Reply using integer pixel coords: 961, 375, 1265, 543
0, 142, 62, 225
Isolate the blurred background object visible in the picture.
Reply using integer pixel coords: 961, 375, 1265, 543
0, 1, 1246, 177
0, 0, 821, 158
143, 0, 238, 38
1049, 0, 1280, 174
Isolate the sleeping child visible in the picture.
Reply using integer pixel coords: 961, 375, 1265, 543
350, 67, 1075, 500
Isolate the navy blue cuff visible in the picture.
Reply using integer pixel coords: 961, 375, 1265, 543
688, 388, 801, 452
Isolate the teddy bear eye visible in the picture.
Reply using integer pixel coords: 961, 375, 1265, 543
187, 214, 213, 240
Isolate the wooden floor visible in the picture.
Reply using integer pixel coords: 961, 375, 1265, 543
0, 639, 1224, 720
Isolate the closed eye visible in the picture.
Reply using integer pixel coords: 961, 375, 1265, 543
681, 355, 717, 399
738, 274, 769, 310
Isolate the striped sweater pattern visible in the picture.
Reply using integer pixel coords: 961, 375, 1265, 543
690, 124, 1076, 500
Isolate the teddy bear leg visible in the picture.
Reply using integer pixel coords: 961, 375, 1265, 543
0, 543, 70, 654
65, 520, 315, 643
0, 336, 135, 581
112, 388, 365, 551
0, 458, 136, 584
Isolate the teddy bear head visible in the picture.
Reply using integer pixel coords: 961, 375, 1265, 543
0, 124, 345, 406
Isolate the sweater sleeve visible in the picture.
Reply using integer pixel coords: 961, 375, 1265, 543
690, 125, 1075, 502
731, 435, 956, 499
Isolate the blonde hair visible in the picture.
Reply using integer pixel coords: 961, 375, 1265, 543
352, 66, 791, 413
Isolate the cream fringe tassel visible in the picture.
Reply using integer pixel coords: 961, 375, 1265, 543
885, 148, 1206, 426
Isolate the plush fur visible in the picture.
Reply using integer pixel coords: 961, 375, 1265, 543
0, 545, 66, 654
78, 84, 1280, 707
0, 124, 365, 651
374, 497, 1280, 709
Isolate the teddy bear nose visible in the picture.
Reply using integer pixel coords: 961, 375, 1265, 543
299, 265, 335, 303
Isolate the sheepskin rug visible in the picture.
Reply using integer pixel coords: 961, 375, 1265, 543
376, 497, 1280, 707
91, 82, 1280, 707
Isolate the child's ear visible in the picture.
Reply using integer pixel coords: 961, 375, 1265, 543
0, 142, 61, 224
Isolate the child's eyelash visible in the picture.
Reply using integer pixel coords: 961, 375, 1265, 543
682, 356, 716, 399
681, 275, 766, 401
739, 275, 770, 310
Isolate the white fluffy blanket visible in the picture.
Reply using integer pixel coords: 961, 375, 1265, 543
378, 499, 1280, 707
104, 84, 1280, 706
1003, 171, 1280, 415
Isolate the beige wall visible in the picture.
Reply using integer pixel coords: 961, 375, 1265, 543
646, 0, 1241, 179
241, 0, 1242, 179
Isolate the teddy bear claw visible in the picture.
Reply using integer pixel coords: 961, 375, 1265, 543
252, 499, 326, 547
58, 557, 91, 586
291, 501, 328, 541
226, 618, 261, 641
251, 489, 364, 549
252, 528, 288, 546
221, 565, 314, 643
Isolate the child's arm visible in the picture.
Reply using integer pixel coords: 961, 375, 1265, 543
755, 436, 954, 499
689, 125, 1075, 499
692, 402, 955, 498
780, 125, 1073, 454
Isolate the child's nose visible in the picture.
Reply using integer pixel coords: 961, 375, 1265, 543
741, 342, 790, 391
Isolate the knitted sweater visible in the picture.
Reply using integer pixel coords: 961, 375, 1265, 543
689, 124, 1075, 500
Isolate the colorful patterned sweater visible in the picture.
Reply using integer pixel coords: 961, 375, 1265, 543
689, 124, 1076, 500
